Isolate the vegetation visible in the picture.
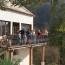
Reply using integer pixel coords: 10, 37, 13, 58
48, 0, 65, 65
0, 0, 60, 9
33, 47, 41, 65
0, 57, 20, 65
33, 0, 65, 65
0, 0, 48, 6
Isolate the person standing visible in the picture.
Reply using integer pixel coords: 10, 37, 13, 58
24, 32, 27, 44
37, 29, 41, 43
43, 29, 48, 41
19, 27, 26, 44
30, 29, 36, 44
26, 29, 30, 44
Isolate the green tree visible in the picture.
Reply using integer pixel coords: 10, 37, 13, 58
0, 0, 59, 9
49, 1, 65, 65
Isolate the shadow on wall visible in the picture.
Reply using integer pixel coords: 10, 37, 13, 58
13, 48, 29, 62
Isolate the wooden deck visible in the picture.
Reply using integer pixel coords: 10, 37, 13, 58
0, 35, 48, 50
8, 43, 47, 50
0, 42, 47, 50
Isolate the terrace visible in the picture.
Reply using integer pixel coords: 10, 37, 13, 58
0, 34, 48, 48
0, 34, 47, 65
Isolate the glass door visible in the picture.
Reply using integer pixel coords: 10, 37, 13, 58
13, 22, 19, 34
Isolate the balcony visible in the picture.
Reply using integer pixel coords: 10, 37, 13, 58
0, 34, 48, 48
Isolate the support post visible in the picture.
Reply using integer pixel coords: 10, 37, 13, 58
10, 22, 13, 35
29, 46, 33, 65
5, 51, 9, 59
41, 45, 45, 65
9, 49, 13, 61
19, 23, 21, 30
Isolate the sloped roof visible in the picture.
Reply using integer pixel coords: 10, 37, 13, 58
2, 1, 34, 16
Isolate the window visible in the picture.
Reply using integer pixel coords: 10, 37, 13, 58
6, 22, 10, 35
21, 23, 31, 31
2, 21, 6, 35
13, 22, 19, 34
0, 20, 10, 36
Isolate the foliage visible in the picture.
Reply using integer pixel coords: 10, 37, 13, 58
0, 0, 60, 8
0, 57, 20, 65
49, 0, 65, 45
0, 0, 47, 7
45, 46, 60, 65
48, 0, 65, 65
33, 47, 41, 65
33, 46, 60, 65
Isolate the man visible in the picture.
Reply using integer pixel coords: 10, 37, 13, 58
19, 27, 26, 44
26, 29, 30, 44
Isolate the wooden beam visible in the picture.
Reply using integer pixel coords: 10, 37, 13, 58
9, 49, 13, 61
29, 46, 33, 65
41, 45, 45, 65
7, 43, 46, 50
10, 22, 13, 35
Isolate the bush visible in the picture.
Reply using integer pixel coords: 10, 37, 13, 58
0, 57, 20, 65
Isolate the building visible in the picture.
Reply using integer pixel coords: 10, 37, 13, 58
0, 5, 34, 38
0, 2, 46, 65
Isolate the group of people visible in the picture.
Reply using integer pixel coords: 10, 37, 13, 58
18, 27, 36, 44
37, 29, 48, 43
16, 27, 48, 44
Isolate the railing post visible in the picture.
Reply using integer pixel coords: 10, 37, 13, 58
6, 48, 13, 61
9, 49, 13, 61
19, 23, 21, 30
29, 46, 33, 65
10, 22, 13, 35
41, 45, 45, 65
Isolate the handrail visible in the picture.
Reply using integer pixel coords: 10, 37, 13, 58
0, 34, 48, 47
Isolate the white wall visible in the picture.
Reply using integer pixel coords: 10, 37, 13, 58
13, 48, 29, 65
0, 10, 33, 29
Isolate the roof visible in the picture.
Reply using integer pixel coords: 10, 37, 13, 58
2, 5, 34, 16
